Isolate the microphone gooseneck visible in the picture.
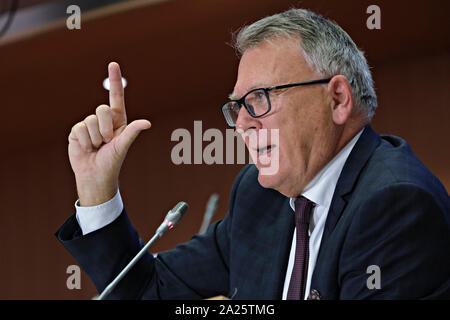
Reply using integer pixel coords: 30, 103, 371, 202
199, 194, 219, 234
95, 201, 189, 300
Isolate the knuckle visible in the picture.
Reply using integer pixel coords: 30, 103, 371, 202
73, 122, 86, 132
84, 114, 98, 124
96, 104, 110, 114
97, 107, 113, 124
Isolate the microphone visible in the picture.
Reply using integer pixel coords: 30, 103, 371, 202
156, 201, 189, 237
198, 194, 219, 234
94, 201, 189, 300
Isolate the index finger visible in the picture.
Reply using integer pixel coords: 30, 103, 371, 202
108, 62, 127, 123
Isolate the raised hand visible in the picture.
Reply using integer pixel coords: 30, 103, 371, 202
68, 62, 151, 206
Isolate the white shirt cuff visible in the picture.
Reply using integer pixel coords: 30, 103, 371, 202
75, 190, 124, 235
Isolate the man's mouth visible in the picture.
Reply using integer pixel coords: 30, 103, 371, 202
258, 145, 275, 156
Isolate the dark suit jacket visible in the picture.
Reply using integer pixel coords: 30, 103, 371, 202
56, 125, 450, 299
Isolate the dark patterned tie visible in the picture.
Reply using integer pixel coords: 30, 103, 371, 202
287, 196, 315, 300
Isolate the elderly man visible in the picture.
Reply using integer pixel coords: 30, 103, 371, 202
56, 8, 450, 299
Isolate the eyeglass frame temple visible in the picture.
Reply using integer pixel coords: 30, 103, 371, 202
266, 78, 332, 92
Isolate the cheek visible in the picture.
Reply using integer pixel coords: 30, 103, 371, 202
278, 125, 300, 165
265, 96, 312, 164
278, 116, 314, 166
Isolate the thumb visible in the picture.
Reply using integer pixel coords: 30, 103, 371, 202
114, 119, 151, 157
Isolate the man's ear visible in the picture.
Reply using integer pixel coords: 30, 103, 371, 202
328, 75, 354, 125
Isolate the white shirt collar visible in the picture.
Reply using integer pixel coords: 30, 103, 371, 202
290, 128, 364, 211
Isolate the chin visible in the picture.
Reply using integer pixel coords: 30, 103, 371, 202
257, 169, 283, 191
257, 165, 300, 197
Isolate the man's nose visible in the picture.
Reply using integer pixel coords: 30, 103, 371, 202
235, 105, 261, 132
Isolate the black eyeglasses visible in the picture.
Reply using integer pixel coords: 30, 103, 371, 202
221, 78, 332, 127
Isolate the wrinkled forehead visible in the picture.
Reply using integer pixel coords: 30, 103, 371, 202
230, 36, 313, 100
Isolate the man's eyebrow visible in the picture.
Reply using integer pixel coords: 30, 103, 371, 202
228, 83, 267, 101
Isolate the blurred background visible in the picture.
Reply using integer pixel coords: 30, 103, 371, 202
0, 0, 448, 299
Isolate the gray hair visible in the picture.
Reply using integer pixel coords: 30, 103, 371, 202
233, 8, 377, 120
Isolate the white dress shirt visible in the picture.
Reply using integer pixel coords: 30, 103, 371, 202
75, 191, 123, 235
75, 129, 364, 299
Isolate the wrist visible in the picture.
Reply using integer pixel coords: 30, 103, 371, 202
76, 176, 118, 206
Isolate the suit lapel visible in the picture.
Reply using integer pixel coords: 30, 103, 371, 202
236, 192, 294, 299
320, 125, 381, 249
